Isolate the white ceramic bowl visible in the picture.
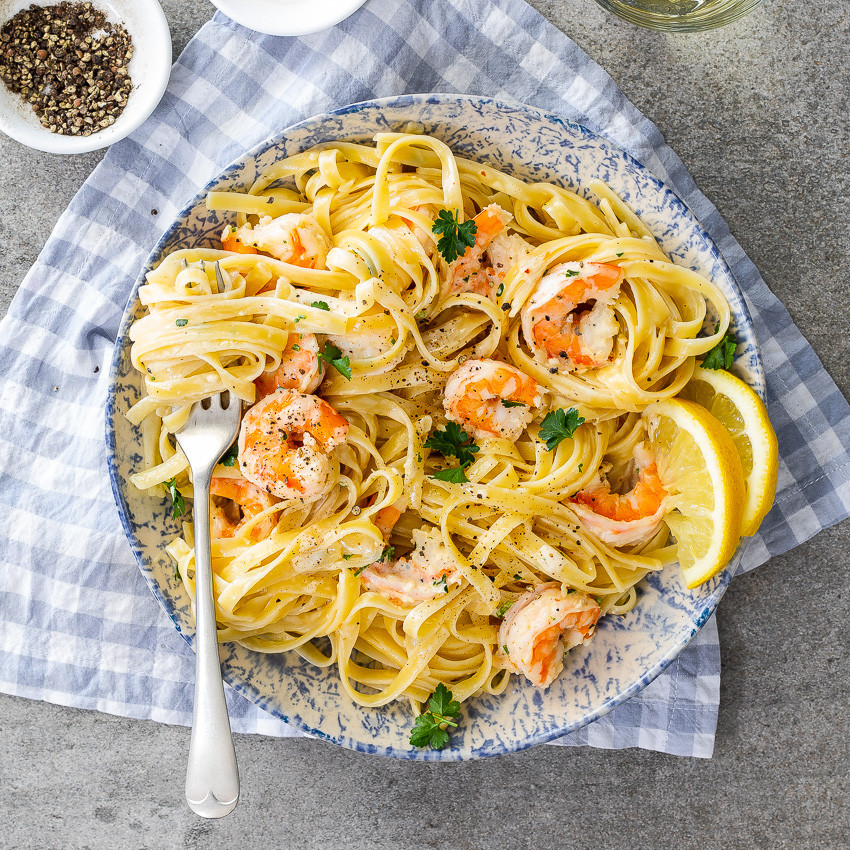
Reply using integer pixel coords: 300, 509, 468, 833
0, 0, 171, 154
210, 0, 368, 36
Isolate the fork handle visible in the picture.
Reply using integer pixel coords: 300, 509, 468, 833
185, 468, 240, 818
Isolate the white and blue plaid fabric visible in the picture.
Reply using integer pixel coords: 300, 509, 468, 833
1, 0, 848, 759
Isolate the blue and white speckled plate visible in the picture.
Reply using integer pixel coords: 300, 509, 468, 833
106, 94, 762, 761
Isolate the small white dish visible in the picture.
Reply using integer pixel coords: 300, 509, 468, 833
210, 0, 368, 37
0, 0, 172, 154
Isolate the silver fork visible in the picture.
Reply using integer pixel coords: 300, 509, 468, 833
175, 391, 242, 818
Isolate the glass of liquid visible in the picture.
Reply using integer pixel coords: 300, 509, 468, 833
592, 0, 763, 31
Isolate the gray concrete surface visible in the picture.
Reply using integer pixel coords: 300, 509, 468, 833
1, 1, 848, 848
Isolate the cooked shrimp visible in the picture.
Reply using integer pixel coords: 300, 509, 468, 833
221, 225, 257, 255
373, 503, 403, 540
238, 390, 349, 503
255, 333, 325, 399
522, 262, 623, 371
498, 582, 600, 688
445, 205, 525, 298
359, 527, 461, 606
227, 213, 330, 268
444, 358, 542, 441
210, 476, 278, 541
570, 443, 668, 546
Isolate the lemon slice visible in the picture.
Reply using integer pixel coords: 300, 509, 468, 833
679, 367, 778, 537
645, 399, 746, 588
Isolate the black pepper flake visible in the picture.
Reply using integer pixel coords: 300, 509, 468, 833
0, 2, 134, 137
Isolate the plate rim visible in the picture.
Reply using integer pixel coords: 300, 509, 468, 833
105, 92, 755, 760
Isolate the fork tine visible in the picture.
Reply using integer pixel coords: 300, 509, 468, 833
214, 261, 227, 294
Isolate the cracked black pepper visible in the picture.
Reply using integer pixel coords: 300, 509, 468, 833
0, 2, 133, 136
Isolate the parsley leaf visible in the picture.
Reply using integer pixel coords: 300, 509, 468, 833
500, 399, 526, 408
539, 408, 585, 451
702, 324, 738, 371
432, 209, 477, 263
433, 574, 448, 593
163, 478, 185, 519
220, 444, 238, 468
495, 599, 514, 618
311, 300, 330, 311
342, 554, 354, 561
353, 564, 369, 576
409, 683, 461, 749
378, 545, 395, 563
175, 318, 188, 327
317, 341, 352, 380
431, 466, 469, 484
424, 422, 479, 468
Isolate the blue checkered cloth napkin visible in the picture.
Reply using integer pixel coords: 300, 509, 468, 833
1, 0, 848, 759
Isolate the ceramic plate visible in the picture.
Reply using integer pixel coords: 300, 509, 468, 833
106, 94, 761, 760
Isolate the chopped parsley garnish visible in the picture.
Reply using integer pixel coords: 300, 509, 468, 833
220, 444, 239, 468
175, 318, 188, 327
311, 300, 330, 311
702, 324, 738, 371
563, 269, 579, 277
496, 282, 504, 297
433, 574, 448, 593
424, 422, 479, 468
616, 252, 624, 258
291, 344, 300, 351
500, 399, 526, 408
431, 466, 469, 484
294, 314, 306, 324
539, 408, 585, 451
173, 562, 181, 583
377, 545, 395, 563
495, 599, 514, 618
409, 683, 461, 750
432, 209, 477, 263
163, 478, 185, 519
342, 554, 354, 561
317, 341, 352, 380
353, 564, 369, 576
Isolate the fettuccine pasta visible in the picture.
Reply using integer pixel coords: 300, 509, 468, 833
126, 131, 732, 712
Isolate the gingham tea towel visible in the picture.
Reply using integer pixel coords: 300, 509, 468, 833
0, 0, 848, 759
